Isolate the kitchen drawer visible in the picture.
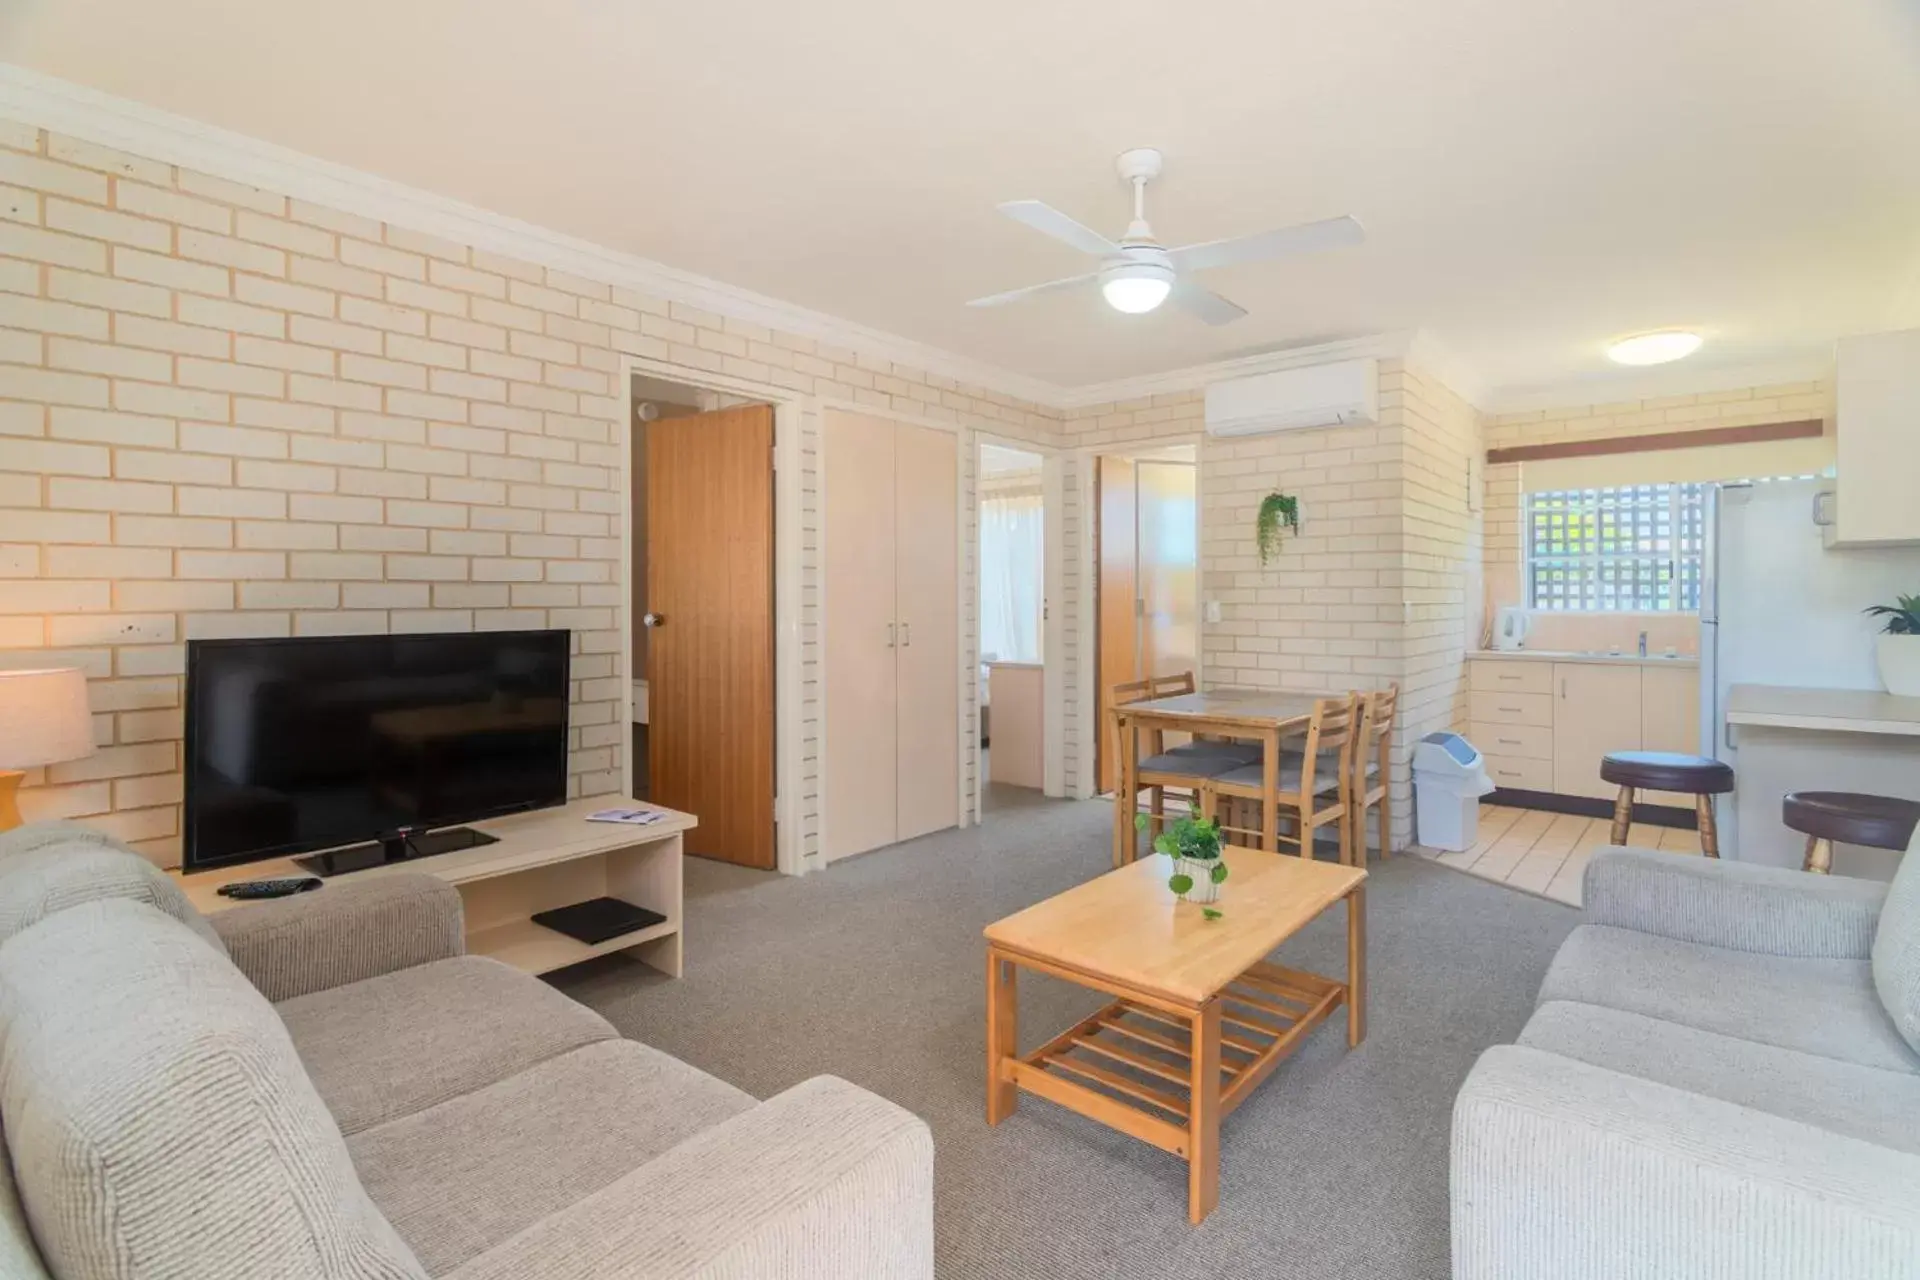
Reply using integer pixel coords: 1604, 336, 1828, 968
1470, 721, 1553, 761
1468, 690, 1555, 728
1483, 754, 1554, 792
1469, 659, 1555, 696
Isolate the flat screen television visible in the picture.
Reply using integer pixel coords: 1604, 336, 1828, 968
183, 630, 570, 875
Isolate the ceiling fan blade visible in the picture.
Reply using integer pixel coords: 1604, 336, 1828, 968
1168, 215, 1365, 273
1170, 280, 1247, 326
966, 271, 1100, 309
996, 200, 1121, 258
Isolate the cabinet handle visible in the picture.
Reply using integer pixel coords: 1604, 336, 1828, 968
1497, 673, 1522, 681
886, 623, 895, 649
1498, 737, 1521, 745
901, 622, 912, 648
1560, 678, 1568, 700
1499, 705, 1522, 713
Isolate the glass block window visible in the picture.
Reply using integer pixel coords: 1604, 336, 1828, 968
1526, 483, 1709, 611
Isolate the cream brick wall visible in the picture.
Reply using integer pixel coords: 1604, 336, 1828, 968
1483, 380, 1832, 616
0, 124, 1062, 866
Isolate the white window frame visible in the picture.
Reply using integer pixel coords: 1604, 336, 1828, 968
1524, 483, 1706, 613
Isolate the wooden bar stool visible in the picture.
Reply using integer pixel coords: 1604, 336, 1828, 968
1599, 751, 1735, 858
1782, 791, 1920, 874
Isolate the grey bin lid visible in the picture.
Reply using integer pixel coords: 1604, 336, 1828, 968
1413, 731, 1481, 771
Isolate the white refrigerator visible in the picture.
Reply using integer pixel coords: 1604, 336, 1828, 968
1699, 478, 1920, 857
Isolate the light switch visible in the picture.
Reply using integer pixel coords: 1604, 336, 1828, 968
1203, 599, 1223, 624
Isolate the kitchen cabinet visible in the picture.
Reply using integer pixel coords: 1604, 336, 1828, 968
1469, 655, 1702, 805
1825, 328, 1920, 548
1552, 664, 1644, 799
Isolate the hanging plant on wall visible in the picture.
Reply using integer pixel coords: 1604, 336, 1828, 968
1256, 492, 1300, 566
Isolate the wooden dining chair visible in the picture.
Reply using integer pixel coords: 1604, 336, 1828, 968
1151, 671, 1263, 766
1201, 694, 1360, 864
1111, 676, 1240, 845
1349, 683, 1399, 861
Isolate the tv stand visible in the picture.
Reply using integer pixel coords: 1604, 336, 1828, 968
294, 825, 499, 877
178, 798, 692, 979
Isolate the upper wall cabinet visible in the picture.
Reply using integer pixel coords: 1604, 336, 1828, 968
1825, 329, 1920, 548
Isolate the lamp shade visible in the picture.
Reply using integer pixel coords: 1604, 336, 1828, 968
0, 668, 95, 770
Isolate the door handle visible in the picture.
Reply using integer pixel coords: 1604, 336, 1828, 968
886, 623, 896, 649
642, 612, 665, 628
1559, 678, 1567, 699
901, 622, 912, 647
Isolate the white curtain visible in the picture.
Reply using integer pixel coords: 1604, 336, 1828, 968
980, 491, 1043, 664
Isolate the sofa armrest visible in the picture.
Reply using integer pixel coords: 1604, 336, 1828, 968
210, 872, 464, 1002
1453, 1045, 1920, 1280
447, 1075, 932, 1280
1582, 846, 1885, 958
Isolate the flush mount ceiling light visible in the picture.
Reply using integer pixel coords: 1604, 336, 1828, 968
1607, 331, 1703, 366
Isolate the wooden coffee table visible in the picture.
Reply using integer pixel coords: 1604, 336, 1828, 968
983, 848, 1366, 1224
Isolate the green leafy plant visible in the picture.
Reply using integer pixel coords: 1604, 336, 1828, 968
1865, 594, 1920, 634
1134, 813, 1228, 913
1256, 492, 1300, 566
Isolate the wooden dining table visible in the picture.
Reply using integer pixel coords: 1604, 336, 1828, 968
1111, 688, 1335, 866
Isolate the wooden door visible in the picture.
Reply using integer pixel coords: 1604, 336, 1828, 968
1136, 460, 1199, 682
1552, 663, 1643, 799
893, 423, 960, 841
1096, 456, 1139, 794
646, 405, 776, 868
823, 412, 900, 860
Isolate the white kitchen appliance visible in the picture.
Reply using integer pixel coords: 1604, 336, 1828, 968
1699, 478, 1920, 857
1492, 607, 1532, 651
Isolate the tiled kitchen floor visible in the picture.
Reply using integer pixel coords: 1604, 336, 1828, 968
1408, 804, 1702, 907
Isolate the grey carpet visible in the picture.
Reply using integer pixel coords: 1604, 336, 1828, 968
550, 798, 1578, 1279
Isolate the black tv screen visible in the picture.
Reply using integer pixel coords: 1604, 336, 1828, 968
183, 630, 570, 871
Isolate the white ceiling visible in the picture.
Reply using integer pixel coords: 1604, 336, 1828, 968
7, 0, 1920, 400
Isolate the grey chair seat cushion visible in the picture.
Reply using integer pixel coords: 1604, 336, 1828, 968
1539, 924, 1918, 1074
1214, 761, 1308, 793
1522, 1000, 1920, 1156
348, 1039, 755, 1276
1136, 753, 1242, 780
277, 956, 617, 1134
0, 900, 425, 1279
1167, 741, 1263, 764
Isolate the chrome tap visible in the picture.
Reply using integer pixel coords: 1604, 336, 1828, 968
1637, 630, 1648, 658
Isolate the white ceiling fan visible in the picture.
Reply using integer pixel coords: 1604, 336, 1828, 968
967, 148, 1364, 325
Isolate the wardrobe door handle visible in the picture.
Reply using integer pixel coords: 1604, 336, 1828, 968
886, 623, 896, 649
901, 622, 912, 647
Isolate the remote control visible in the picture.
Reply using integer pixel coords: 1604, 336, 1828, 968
217, 877, 323, 900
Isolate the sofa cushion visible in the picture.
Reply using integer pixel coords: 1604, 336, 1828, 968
0, 899, 425, 1280
0, 1127, 51, 1280
0, 821, 225, 953
1522, 1000, 1920, 1156
277, 955, 617, 1134
348, 1039, 755, 1275
1539, 923, 1918, 1074
1872, 825, 1920, 1055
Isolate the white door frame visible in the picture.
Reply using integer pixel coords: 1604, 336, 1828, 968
972, 430, 1068, 821
619, 354, 807, 876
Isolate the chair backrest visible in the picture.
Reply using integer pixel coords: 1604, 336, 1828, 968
1368, 683, 1400, 759
1297, 692, 1361, 799
1149, 671, 1196, 698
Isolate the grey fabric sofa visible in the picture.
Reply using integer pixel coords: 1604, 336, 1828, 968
0, 822, 934, 1279
1453, 841, 1920, 1279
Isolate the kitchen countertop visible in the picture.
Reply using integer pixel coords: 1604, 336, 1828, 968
1469, 649, 1699, 668
1725, 684, 1920, 737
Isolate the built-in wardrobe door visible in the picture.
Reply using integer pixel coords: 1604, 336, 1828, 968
1136, 460, 1199, 682
824, 412, 899, 860
893, 423, 960, 841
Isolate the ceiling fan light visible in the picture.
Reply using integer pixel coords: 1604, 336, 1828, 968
1607, 331, 1703, 366
1101, 266, 1172, 314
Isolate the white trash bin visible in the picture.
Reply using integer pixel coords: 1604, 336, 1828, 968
1412, 732, 1495, 852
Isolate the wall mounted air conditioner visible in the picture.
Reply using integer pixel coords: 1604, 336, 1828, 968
1203, 358, 1379, 438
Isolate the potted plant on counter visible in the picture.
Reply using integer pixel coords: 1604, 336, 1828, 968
1866, 594, 1920, 696
1135, 812, 1227, 913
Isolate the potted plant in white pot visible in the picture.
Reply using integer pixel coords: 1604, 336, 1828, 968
1135, 813, 1227, 916
1866, 594, 1920, 696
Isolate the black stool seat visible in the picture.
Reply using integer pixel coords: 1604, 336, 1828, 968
1600, 751, 1734, 794
1782, 791, 1920, 852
